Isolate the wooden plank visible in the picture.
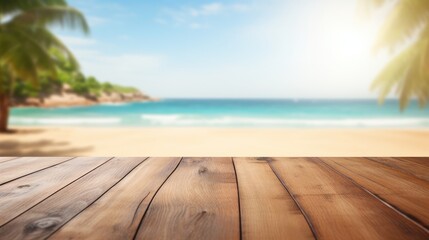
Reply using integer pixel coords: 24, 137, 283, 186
0, 157, 17, 164
234, 157, 315, 240
367, 157, 429, 182
0, 157, 146, 240
397, 157, 429, 169
322, 157, 429, 229
270, 157, 429, 240
135, 157, 240, 240
0, 157, 111, 226
0, 157, 72, 185
49, 157, 181, 240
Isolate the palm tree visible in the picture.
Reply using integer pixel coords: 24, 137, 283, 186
0, 0, 88, 132
368, 0, 429, 109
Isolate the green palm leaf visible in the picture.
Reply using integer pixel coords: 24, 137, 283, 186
0, 28, 57, 84
0, 0, 67, 14
0, 0, 89, 131
9, 6, 89, 34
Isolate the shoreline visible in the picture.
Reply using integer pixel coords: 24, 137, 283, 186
1, 127, 429, 156
11, 99, 153, 109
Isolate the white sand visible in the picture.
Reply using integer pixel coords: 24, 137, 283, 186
1, 127, 429, 156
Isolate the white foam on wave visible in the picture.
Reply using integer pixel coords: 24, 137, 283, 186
141, 114, 183, 123
10, 117, 122, 125
141, 114, 429, 127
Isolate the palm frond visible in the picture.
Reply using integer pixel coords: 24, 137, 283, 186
0, 26, 58, 86
374, 0, 429, 51
372, 23, 429, 110
39, 29, 80, 70
9, 6, 89, 34
16, 26, 80, 69
0, 0, 67, 15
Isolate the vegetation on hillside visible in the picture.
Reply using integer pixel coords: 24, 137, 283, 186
13, 74, 140, 100
13, 50, 140, 101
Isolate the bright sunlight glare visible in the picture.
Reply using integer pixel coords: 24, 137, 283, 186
304, 4, 375, 71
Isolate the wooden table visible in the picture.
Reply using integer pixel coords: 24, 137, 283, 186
0, 157, 428, 240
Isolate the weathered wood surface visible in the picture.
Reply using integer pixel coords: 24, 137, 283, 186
398, 157, 429, 167
322, 157, 429, 229
270, 158, 428, 240
0, 157, 72, 185
367, 157, 429, 182
0, 157, 146, 240
234, 157, 315, 240
0, 157, 427, 240
0, 157, 18, 164
50, 157, 181, 240
0, 157, 110, 226
135, 157, 240, 240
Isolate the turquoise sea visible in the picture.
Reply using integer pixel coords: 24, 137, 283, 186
9, 99, 429, 128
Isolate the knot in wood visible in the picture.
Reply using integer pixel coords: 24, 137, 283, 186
25, 217, 62, 233
198, 167, 208, 174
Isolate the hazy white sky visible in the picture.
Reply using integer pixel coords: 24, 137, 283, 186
61, 0, 389, 99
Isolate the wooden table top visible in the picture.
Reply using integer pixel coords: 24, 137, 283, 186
0, 157, 428, 240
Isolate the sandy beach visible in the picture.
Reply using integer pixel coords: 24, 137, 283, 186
1, 127, 428, 156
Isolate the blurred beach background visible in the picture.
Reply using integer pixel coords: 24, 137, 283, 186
1, 0, 429, 156
9, 99, 429, 128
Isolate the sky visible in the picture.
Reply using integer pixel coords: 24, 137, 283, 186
58, 0, 389, 99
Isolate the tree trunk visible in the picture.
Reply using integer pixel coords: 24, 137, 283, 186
0, 93, 10, 132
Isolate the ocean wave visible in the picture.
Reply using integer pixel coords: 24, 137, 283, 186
141, 114, 183, 123
99, 102, 130, 106
141, 114, 429, 127
10, 117, 122, 125
9, 115, 429, 127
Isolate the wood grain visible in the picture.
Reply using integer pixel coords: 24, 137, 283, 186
234, 157, 315, 240
49, 157, 181, 240
367, 157, 429, 182
270, 157, 429, 240
0, 157, 72, 185
321, 157, 429, 229
397, 157, 429, 169
0, 157, 427, 239
0, 157, 110, 226
0, 157, 146, 240
0, 157, 17, 164
135, 157, 240, 240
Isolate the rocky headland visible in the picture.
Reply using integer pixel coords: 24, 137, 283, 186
12, 84, 153, 108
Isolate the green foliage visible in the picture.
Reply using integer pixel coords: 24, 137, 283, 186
13, 76, 62, 99
368, 0, 429, 109
0, 0, 93, 131
0, 0, 88, 95
0, 0, 68, 14
12, 65, 140, 99
108, 84, 139, 94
